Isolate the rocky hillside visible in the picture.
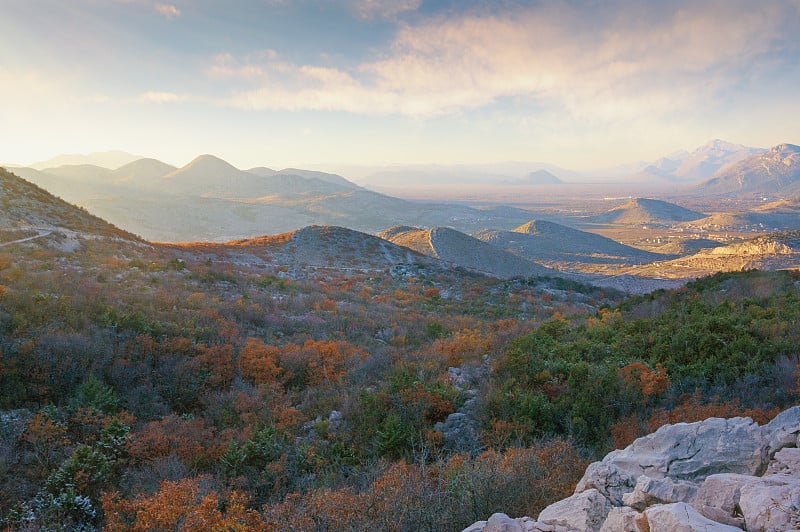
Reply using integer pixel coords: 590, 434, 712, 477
173, 224, 439, 273
698, 143, 800, 197
380, 225, 556, 279
465, 406, 800, 531
0, 167, 135, 241
474, 220, 661, 266
588, 198, 705, 225
630, 231, 800, 279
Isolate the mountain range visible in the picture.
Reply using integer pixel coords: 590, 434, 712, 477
634, 139, 763, 183
696, 143, 800, 197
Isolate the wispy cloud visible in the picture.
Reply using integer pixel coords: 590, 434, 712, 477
137, 91, 190, 103
212, 1, 800, 120
153, 3, 180, 19
351, 0, 421, 20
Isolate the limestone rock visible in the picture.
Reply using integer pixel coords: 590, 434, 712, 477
599, 506, 646, 532
622, 475, 698, 511
463, 521, 488, 532
644, 502, 741, 532
435, 412, 481, 454
484, 513, 523, 532
587, 416, 764, 483
574, 461, 637, 505
538, 489, 610, 532
693, 473, 756, 528
767, 447, 800, 476
763, 405, 800, 456
739, 475, 800, 531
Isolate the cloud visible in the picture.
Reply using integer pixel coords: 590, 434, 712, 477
214, 1, 800, 119
351, 0, 421, 20
137, 91, 190, 103
154, 3, 180, 19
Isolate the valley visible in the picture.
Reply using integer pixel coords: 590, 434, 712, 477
1, 139, 800, 530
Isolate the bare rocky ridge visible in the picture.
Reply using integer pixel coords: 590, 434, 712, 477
380, 225, 555, 278
464, 406, 800, 532
176, 225, 439, 273
474, 220, 662, 267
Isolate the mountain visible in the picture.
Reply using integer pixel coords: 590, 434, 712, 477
246, 166, 278, 177
697, 143, 800, 197
29, 150, 142, 170
11, 154, 539, 241
635, 140, 764, 183
175, 225, 436, 271
0, 167, 135, 240
589, 198, 706, 225
276, 168, 359, 189
379, 226, 554, 278
162, 154, 269, 197
473, 220, 661, 265
113, 158, 177, 182
513, 169, 564, 185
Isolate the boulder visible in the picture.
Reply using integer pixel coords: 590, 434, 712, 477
763, 405, 800, 456
644, 502, 741, 532
599, 506, 646, 532
622, 475, 698, 511
484, 513, 523, 532
767, 447, 800, 476
537, 489, 610, 532
693, 473, 756, 527
738, 475, 800, 531
574, 461, 637, 505
435, 412, 481, 454
583, 416, 765, 483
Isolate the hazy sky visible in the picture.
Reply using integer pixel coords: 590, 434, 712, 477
2, 0, 799, 171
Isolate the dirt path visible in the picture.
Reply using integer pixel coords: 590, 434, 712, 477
0, 229, 52, 247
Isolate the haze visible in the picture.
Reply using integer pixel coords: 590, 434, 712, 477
3, 0, 800, 177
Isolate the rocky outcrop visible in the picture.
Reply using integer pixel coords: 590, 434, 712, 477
463, 406, 800, 532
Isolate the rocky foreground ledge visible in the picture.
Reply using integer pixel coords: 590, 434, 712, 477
464, 407, 800, 532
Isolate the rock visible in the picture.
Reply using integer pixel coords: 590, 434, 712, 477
622, 475, 698, 511
538, 489, 610, 532
589, 416, 765, 483
599, 506, 646, 532
484, 513, 523, 532
739, 474, 800, 531
434, 412, 481, 454
644, 502, 741, 531
463, 521, 487, 532
693, 473, 756, 528
763, 405, 800, 456
574, 461, 637, 505
767, 447, 800, 476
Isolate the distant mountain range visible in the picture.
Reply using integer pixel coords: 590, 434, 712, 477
7, 156, 540, 241
633, 140, 764, 183
696, 144, 800, 198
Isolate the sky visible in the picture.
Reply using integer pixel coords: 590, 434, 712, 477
2, 0, 800, 173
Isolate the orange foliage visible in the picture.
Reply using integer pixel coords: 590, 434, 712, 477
238, 337, 281, 386
619, 361, 670, 398
102, 476, 263, 531
128, 415, 225, 469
